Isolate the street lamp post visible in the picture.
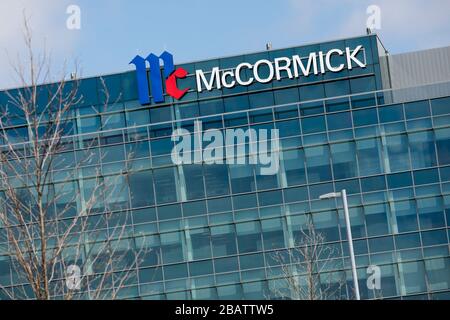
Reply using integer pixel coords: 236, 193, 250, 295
319, 189, 361, 300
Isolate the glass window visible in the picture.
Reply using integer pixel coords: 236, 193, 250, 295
391, 200, 418, 233
153, 167, 178, 204
431, 97, 450, 116
139, 267, 163, 283
211, 225, 237, 257
368, 236, 394, 253
436, 128, 450, 165
126, 140, 150, 159
102, 112, 125, 130
274, 87, 300, 105
413, 168, 439, 185
305, 145, 332, 183
387, 172, 412, 189
301, 116, 326, 134
189, 228, 211, 260
150, 137, 174, 156
150, 106, 172, 123
230, 164, 255, 194
189, 260, 214, 277
330, 142, 357, 180
353, 108, 378, 127
161, 232, 185, 264
313, 211, 340, 241
356, 138, 383, 176
299, 101, 324, 116
79, 115, 101, 134
207, 197, 232, 214
422, 229, 447, 246
0, 256, 10, 287
324, 79, 350, 97
261, 218, 285, 250
386, 134, 411, 172
129, 170, 154, 208
127, 109, 150, 127
224, 95, 249, 113
164, 263, 188, 280
158, 204, 182, 220
276, 119, 300, 137
327, 112, 352, 131
249, 91, 274, 109
395, 233, 421, 250
326, 97, 350, 113
404, 100, 430, 119
364, 204, 390, 237
204, 165, 230, 197
399, 261, 427, 294
425, 258, 450, 291
239, 253, 265, 270
408, 131, 437, 169
214, 256, 239, 273
199, 99, 224, 116
183, 201, 207, 217
417, 197, 445, 229
379, 104, 404, 123
299, 83, 325, 101
350, 76, 376, 94
348, 206, 366, 238
178, 102, 199, 119
183, 165, 205, 200
361, 175, 386, 193
236, 221, 262, 254
282, 149, 306, 186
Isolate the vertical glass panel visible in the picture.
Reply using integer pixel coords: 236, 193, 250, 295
353, 108, 378, 127
356, 138, 383, 176
435, 128, 450, 165
330, 142, 357, 180
282, 149, 306, 186
236, 221, 262, 254
327, 112, 352, 131
385, 134, 410, 172
189, 228, 212, 260
211, 225, 237, 257
364, 204, 390, 237
153, 167, 178, 204
229, 164, 255, 194
183, 165, 205, 200
161, 232, 185, 264
425, 258, 450, 291
313, 211, 340, 242
379, 104, 404, 123
399, 261, 427, 294
261, 218, 285, 250
204, 165, 230, 197
305, 145, 332, 183
301, 116, 326, 134
404, 100, 430, 120
129, 170, 154, 208
391, 200, 418, 233
408, 131, 437, 169
417, 197, 445, 229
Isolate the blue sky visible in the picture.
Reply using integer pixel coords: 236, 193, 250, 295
1, 0, 450, 89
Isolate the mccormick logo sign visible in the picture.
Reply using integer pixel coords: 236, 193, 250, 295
130, 45, 366, 105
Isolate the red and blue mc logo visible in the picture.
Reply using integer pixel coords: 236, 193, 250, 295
130, 51, 189, 105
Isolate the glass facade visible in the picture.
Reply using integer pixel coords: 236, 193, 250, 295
0, 34, 449, 300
